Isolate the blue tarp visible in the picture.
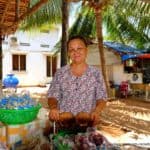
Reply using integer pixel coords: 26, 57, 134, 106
104, 42, 146, 61
104, 42, 145, 54
121, 54, 139, 61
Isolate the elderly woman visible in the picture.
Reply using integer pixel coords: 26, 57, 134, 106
47, 36, 107, 126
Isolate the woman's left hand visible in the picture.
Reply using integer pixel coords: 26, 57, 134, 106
90, 111, 100, 126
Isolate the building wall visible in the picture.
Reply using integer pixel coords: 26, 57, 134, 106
112, 64, 127, 85
2, 27, 61, 86
87, 44, 143, 85
87, 44, 122, 84
87, 44, 121, 66
3, 34, 143, 87
3, 50, 49, 86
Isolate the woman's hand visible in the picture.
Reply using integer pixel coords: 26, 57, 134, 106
90, 100, 107, 126
49, 108, 60, 121
90, 111, 100, 126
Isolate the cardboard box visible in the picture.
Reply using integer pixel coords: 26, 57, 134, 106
0, 122, 7, 144
6, 119, 47, 148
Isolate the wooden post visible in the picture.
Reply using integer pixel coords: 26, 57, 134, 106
94, 8, 109, 95
15, 0, 20, 21
61, 0, 69, 66
0, 31, 3, 96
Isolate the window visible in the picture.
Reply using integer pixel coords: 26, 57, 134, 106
10, 37, 17, 43
47, 56, 51, 77
20, 42, 30, 46
46, 56, 57, 77
12, 54, 26, 71
40, 44, 49, 48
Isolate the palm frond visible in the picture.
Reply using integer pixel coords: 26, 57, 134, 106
21, 0, 62, 30
103, 0, 149, 49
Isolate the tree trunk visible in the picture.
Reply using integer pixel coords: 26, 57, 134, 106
0, 33, 3, 96
94, 9, 109, 95
61, 0, 69, 67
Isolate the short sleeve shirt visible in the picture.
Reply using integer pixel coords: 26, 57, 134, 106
47, 65, 107, 115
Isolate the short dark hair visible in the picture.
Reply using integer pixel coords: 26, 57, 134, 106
67, 35, 88, 48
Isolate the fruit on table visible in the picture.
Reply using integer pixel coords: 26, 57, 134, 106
75, 112, 92, 126
75, 133, 97, 150
88, 132, 103, 146
52, 127, 113, 150
59, 112, 75, 127
58, 111, 93, 130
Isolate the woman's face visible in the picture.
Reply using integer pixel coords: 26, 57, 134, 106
68, 39, 88, 64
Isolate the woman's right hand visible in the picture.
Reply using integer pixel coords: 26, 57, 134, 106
49, 108, 60, 121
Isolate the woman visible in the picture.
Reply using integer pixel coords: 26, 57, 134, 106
47, 36, 107, 126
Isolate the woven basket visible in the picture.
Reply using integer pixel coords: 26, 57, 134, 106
0, 104, 41, 125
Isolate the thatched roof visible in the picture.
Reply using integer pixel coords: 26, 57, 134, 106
0, 0, 48, 36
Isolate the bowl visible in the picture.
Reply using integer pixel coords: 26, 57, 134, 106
0, 104, 41, 125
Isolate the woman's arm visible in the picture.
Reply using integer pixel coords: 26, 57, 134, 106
90, 99, 107, 125
48, 97, 58, 109
94, 99, 107, 113
48, 97, 60, 121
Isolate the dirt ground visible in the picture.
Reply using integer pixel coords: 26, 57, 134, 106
100, 97, 150, 134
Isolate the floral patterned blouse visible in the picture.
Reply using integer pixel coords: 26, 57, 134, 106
47, 65, 107, 115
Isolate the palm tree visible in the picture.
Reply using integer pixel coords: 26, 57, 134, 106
22, 0, 149, 50
22, 0, 71, 66
69, 6, 95, 38
69, 1, 111, 94
84, 0, 112, 95
94, 6, 110, 95
103, 0, 150, 49
70, 0, 149, 50
61, 0, 69, 66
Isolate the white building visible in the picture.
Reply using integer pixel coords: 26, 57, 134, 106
2, 30, 145, 87
2, 27, 61, 86
87, 43, 143, 85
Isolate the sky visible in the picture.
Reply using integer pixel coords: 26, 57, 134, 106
69, 2, 82, 27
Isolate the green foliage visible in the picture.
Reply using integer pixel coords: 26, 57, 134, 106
69, 6, 95, 39
56, 143, 71, 150
103, 0, 149, 49
20, 0, 149, 50
69, 0, 149, 49
21, 0, 62, 30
